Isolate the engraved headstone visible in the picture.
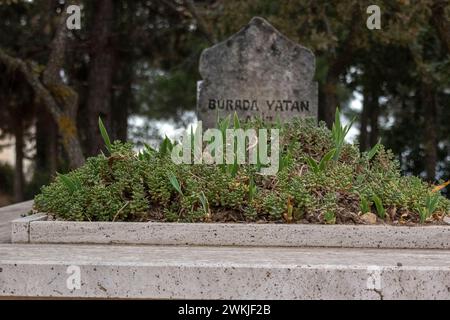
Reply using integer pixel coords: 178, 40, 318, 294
197, 17, 318, 128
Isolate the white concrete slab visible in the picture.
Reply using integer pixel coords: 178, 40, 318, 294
12, 214, 450, 249
1, 244, 449, 299
0, 201, 33, 243
11, 213, 47, 243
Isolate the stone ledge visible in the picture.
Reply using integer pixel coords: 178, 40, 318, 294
11, 213, 47, 243
0, 201, 34, 244
1, 244, 449, 299
10, 214, 450, 249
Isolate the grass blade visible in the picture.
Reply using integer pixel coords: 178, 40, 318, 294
98, 117, 112, 153
319, 149, 336, 171
167, 173, 183, 196
367, 140, 381, 160
372, 195, 385, 219
306, 157, 319, 174
57, 173, 78, 194
233, 112, 241, 129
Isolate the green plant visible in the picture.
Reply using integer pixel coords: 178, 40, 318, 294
98, 117, 112, 153
224, 113, 243, 178
360, 195, 370, 214
367, 140, 382, 161
324, 211, 336, 224
372, 195, 386, 219
198, 191, 211, 219
159, 136, 173, 156
283, 196, 294, 223
279, 150, 292, 172
418, 193, 440, 223
33, 118, 450, 224
57, 173, 82, 195
306, 149, 336, 174
138, 143, 157, 161
217, 115, 230, 140
217, 115, 231, 172
262, 193, 286, 219
248, 174, 257, 202
331, 108, 354, 161
233, 112, 241, 129
168, 173, 183, 196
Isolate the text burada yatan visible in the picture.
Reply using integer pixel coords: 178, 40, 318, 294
208, 99, 310, 112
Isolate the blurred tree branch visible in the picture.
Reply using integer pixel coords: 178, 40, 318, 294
431, 0, 450, 54
0, 2, 85, 169
183, 0, 216, 44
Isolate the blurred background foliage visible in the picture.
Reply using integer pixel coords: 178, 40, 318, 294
0, 0, 449, 205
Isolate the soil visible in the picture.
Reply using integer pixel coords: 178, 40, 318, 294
44, 206, 449, 226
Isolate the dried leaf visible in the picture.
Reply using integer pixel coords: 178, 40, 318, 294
432, 180, 450, 193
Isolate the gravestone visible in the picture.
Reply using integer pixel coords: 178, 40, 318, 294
197, 17, 318, 128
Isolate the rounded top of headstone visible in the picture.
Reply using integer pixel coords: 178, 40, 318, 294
199, 16, 316, 84
197, 17, 318, 128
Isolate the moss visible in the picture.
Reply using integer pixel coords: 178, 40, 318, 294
57, 115, 77, 141
34, 119, 450, 224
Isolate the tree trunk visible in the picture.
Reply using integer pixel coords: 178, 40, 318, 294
0, 6, 85, 170
111, 57, 134, 142
47, 117, 58, 176
369, 91, 380, 148
40, 3, 85, 168
13, 116, 24, 203
36, 109, 58, 176
86, 0, 116, 156
319, 6, 361, 128
322, 74, 339, 128
318, 83, 327, 125
112, 85, 129, 142
422, 81, 438, 182
57, 117, 85, 168
359, 86, 370, 151
431, 0, 450, 54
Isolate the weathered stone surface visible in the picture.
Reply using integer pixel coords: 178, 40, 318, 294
1, 244, 449, 299
361, 213, 378, 225
197, 17, 318, 128
0, 201, 34, 243
13, 214, 450, 249
444, 216, 450, 225
11, 213, 46, 244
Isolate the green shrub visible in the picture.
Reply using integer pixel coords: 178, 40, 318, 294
34, 118, 450, 224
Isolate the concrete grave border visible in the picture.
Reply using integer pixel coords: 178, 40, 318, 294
11, 213, 48, 243
2, 244, 450, 299
11, 213, 450, 249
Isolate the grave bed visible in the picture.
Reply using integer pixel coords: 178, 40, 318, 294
11, 213, 450, 249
